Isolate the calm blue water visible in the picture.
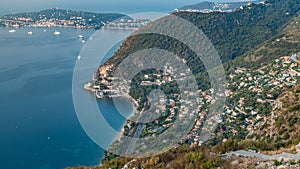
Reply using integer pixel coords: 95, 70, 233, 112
0, 27, 132, 169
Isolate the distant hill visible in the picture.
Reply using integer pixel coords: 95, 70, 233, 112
178, 1, 258, 12
179, 1, 215, 10
0, 8, 127, 29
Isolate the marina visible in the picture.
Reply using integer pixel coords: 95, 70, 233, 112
83, 82, 123, 98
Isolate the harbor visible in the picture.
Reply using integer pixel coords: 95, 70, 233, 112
84, 82, 124, 99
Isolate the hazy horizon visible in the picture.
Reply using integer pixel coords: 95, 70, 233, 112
0, 0, 254, 16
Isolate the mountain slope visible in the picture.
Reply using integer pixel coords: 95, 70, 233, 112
250, 84, 300, 150
226, 12, 300, 71
99, 0, 300, 91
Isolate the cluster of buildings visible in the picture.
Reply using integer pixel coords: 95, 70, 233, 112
87, 52, 299, 149
174, 3, 239, 13
120, 65, 197, 137
102, 19, 151, 30
1, 15, 101, 29
222, 54, 299, 138
121, 64, 225, 147
31, 17, 97, 29
89, 62, 221, 147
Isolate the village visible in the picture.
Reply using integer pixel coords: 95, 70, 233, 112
222, 54, 299, 140
1, 14, 103, 29
85, 53, 299, 149
0, 8, 132, 29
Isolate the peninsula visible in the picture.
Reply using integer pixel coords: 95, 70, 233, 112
0, 8, 127, 29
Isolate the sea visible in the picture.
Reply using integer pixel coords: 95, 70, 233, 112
0, 27, 133, 169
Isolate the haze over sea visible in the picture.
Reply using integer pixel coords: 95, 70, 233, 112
0, 27, 133, 169
0, 0, 207, 16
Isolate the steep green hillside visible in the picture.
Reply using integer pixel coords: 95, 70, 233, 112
250, 85, 300, 150
227, 12, 300, 71
99, 0, 299, 90
103, 0, 300, 66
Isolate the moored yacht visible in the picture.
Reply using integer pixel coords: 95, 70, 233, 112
54, 31, 60, 35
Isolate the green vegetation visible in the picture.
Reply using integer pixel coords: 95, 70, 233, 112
69, 145, 230, 169
274, 159, 283, 166
227, 11, 300, 71
250, 85, 300, 150
104, 0, 299, 89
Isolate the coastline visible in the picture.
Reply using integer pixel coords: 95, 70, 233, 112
83, 80, 138, 139
0, 24, 145, 31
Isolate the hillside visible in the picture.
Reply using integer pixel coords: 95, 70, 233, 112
249, 84, 300, 150
226, 12, 300, 71
91, 0, 300, 147
80, 47, 300, 169
99, 0, 300, 91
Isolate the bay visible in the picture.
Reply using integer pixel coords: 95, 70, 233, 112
0, 27, 132, 169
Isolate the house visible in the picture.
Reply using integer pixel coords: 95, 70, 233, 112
247, 125, 254, 131
256, 114, 264, 120
291, 53, 298, 62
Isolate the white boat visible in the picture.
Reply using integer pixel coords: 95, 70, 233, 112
27, 31, 33, 35
43, 29, 47, 32
77, 55, 81, 60
54, 31, 60, 35
9, 29, 16, 33
81, 40, 86, 43
78, 35, 84, 39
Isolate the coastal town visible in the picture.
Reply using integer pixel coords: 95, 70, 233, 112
84, 52, 299, 152
83, 52, 300, 169
0, 8, 150, 30
174, 1, 258, 13
102, 19, 151, 30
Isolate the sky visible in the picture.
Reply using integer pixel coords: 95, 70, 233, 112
0, 0, 247, 16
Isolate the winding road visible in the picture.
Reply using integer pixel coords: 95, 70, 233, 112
225, 145, 300, 161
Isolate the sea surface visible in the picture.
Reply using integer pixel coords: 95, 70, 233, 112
0, 27, 133, 169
